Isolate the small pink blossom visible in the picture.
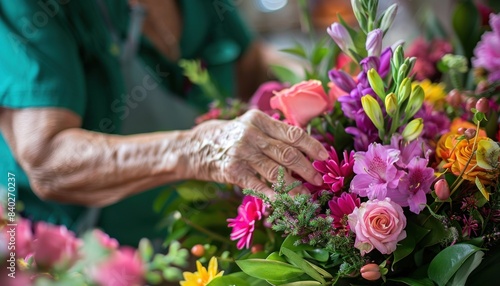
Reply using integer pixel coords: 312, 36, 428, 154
249, 81, 288, 112
93, 229, 119, 250
91, 247, 144, 286
348, 198, 407, 255
227, 196, 265, 249
32, 222, 81, 269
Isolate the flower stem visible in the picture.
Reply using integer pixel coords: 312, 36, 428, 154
180, 217, 233, 244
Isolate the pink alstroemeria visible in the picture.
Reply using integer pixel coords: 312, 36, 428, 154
227, 196, 265, 250
313, 148, 355, 193
350, 143, 405, 200
91, 247, 145, 286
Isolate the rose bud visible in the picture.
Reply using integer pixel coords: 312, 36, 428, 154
251, 244, 264, 254
360, 263, 381, 281
475, 80, 489, 94
465, 97, 477, 112
457, 127, 466, 134
446, 89, 463, 108
435, 179, 450, 200
191, 244, 205, 257
475, 97, 490, 114
464, 128, 477, 139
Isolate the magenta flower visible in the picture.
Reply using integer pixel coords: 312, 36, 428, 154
91, 247, 145, 286
227, 196, 266, 249
473, 13, 500, 82
390, 157, 435, 214
249, 81, 288, 112
32, 222, 82, 269
313, 148, 355, 193
328, 192, 360, 231
350, 143, 404, 200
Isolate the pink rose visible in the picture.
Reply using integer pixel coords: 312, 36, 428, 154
91, 247, 145, 286
270, 80, 333, 127
17, 218, 34, 259
348, 198, 406, 255
32, 222, 81, 269
249, 81, 288, 112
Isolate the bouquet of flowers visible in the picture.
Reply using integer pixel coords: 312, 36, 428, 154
176, 0, 500, 285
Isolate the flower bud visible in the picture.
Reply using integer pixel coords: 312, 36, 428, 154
392, 45, 404, 68
442, 54, 469, 73
475, 97, 490, 114
327, 23, 354, 55
361, 95, 385, 131
367, 68, 386, 100
465, 97, 477, 112
379, 4, 398, 33
446, 89, 463, 108
475, 80, 490, 94
360, 263, 381, 281
366, 29, 383, 57
251, 244, 264, 254
457, 127, 466, 134
464, 128, 477, 139
402, 118, 424, 142
434, 179, 450, 201
405, 85, 425, 118
191, 244, 205, 257
385, 92, 398, 117
328, 70, 356, 92
397, 78, 411, 103
397, 63, 408, 83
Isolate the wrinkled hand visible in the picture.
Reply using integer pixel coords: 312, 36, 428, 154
187, 110, 328, 197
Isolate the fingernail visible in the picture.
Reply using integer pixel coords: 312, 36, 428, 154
319, 150, 329, 160
314, 173, 324, 186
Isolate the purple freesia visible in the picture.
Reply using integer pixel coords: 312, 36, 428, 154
328, 70, 356, 92
350, 143, 404, 200
472, 13, 500, 82
414, 102, 451, 141
327, 23, 354, 54
366, 29, 383, 57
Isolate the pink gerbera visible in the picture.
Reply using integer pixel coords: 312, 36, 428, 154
312, 147, 355, 193
227, 196, 266, 249
328, 192, 360, 232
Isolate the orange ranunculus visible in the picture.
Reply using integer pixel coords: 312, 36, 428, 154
270, 80, 333, 127
436, 131, 496, 184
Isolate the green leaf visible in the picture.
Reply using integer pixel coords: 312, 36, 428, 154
281, 45, 308, 59
305, 260, 333, 279
428, 243, 483, 286
280, 235, 314, 255
311, 45, 329, 66
452, 0, 481, 59
279, 282, 322, 286
267, 251, 288, 263
466, 245, 500, 285
175, 181, 215, 202
416, 214, 448, 248
139, 238, 154, 262
281, 247, 326, 284
447, 250, 484, 286
270, 65, 301, 85
236, 259, 305, 282
208, 274, 251, 286
304, 249, 329, 263
389, 277, 435, 286
393, 235, 415, 270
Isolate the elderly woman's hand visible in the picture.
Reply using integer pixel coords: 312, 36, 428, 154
185, 110, 328, 197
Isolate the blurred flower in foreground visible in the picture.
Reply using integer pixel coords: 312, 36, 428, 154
91, 247, 144, 286
180, 257, 223, 286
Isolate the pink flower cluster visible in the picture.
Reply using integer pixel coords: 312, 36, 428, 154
406, 37, 453, 81
0, 211, 144, 286
473, 13, 500, 82
227, 196, 266, 249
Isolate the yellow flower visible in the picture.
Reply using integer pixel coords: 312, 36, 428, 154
476, 140, 500, 170
413, 79, 446, 109
180, 257, 224, 286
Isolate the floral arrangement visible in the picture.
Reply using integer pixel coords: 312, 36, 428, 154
0, 203, 191, 286
175, 0, 500, 285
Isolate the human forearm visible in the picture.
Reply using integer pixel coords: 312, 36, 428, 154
25, 128, 193, 206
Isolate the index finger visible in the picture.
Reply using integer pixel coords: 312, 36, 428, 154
242, 110, 329, 161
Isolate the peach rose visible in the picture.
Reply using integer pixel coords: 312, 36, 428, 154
436, 131, 496, 184
270, 80, 333, 127
348, 198, 406, 256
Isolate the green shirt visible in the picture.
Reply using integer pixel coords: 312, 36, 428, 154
0, 0, 252, 246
